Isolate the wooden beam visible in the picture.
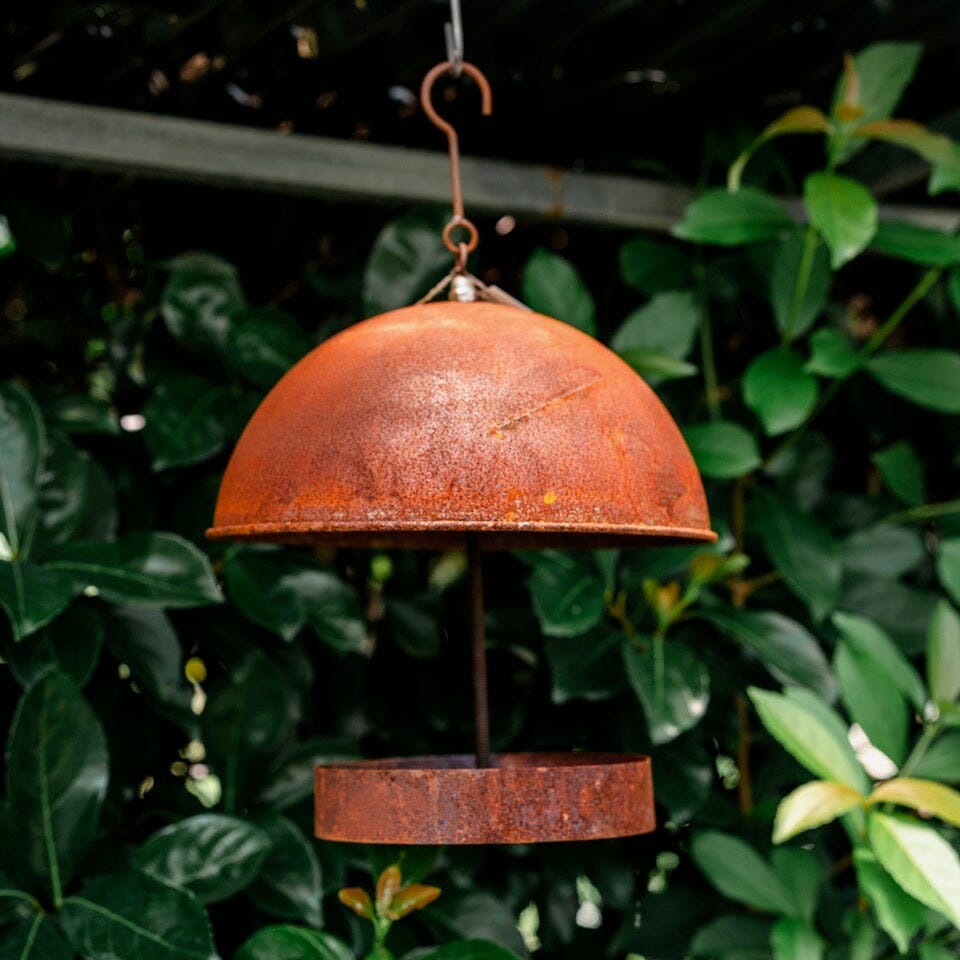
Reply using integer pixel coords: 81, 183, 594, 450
0, 92, 958, 235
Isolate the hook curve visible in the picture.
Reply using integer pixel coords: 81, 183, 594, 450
420, 60, 493, 257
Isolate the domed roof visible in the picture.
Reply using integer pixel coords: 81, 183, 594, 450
208, 300, 714, 550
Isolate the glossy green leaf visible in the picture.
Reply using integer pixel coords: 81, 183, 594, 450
247, 814, 323, 928
521, 248, 596, 334
423, 890, 527, 956
234, 925, 353, 960
142, 375, 232, 471
853, 847, 925, 954
744, 348, 819, 436
45, 532, 223, 607
803, 172, 877, 269
835, 640, 908, 764
771, 848, 822, 925
611, 291, 701, 367
226, 306, 312, 389
830, 42, 922, 163
619, 235, 692, 293
623, 638, 710, 745
543, 627, 626, 704
751, 488, 841, 621
672, 187, 793, 246
871, 221, 960, 266
749, 686, 870, 792
832, 612, 926, 709
928, 600, 960, 704
842, 525, 925, 578
258, 737, 360, 810
691, 831, 795, 915
868, 811, 960, 928
362, 209, 450, 317
417, 943, 523, 960
936, 539, 960, 606
0, 381, 45, 559
132, 814, 272, 903
872, 442, 925, 506
5, 670, 108, 904
617, 350, 698, 381
0, 914, 73, 960
527, 551, 605, 638
773, 780, 863, 843
4, 602, 103, 687
768, 231, 832, 341
869, 778, 960, 827
841, 575, 938, 656
770, 918, 824, 960
700, 607, 835, 698
0, 561, 74, 642
912, 731, 960, 781
683, 421, 761, 479
805, 328, 860, 378
161, 251, 245, 351
60, 870, 216, 960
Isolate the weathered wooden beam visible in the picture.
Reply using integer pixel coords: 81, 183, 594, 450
0, 92, 958, 234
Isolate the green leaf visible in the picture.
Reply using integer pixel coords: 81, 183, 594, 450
672, 187, 793, 246
60, 870, 216, 960
744, 349, 819, 436
937, 539, 960, 607
928, 600, 960, 704
842, 526, 925, 579
805, 328, 860, 378
617, 350, 697, 382
132, 814, 272, 903
683, 421, 761, 479
872, 442, 925, 506
41, 392, 118, 435
912, 731, 960, 781
623, 638, 710, 745
853, 846, 925, 954
527, 551, 605, 638
771, 848, 822, 925
611, 291, 701, 368
234, 925, 353, 960
803, 172, 877, 269
691, 831, 796, 915
4, 602, 103, 687
868, 811, 960, 928
871, 221, 960, 266
830, 42, 923, 163
258, 737, 360, 810
700, 608, 835, 698
773, 780, 863, 843
45, 532, 223, 607
751, 488, 841, 621
0, 914, 73, 960
161, 251, 245, 351
768, 231, 832, 341
869, 778, 960, 827
5, 671, 108, 905
832, 612, 926, 709
223, 548, 365, 651
247, 814, 323, 928
142, 375, 232, 472
688, 915, 774, 959
868, 351, 960, 414
226, 306, 312, 389
748, 686, 870, 792
919, 943, 957, 960
543, 626, 626, 703
0, 214, 17, 259
618, 235, 692, 293
835, 640, 908, 764
0, 382, 45, 559
770, 918, 824, 960
417, 943, 522, 960
521, 248, 596, 334
853, 120, 960, 170
930, 161, 960, 195
0, 561, 74, 642
362, 209, 450, 317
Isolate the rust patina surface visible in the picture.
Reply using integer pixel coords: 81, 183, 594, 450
314, 753, 655, 844
207, 300, 715, 550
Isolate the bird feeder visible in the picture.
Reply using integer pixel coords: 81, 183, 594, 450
207, 57, 715, 845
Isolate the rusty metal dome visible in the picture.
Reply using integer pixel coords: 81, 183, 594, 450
207, 299, 715, 550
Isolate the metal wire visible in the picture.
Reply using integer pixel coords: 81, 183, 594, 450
444, 0, 464, 76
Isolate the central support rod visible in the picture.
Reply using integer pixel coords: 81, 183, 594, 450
467, 533, 491, 768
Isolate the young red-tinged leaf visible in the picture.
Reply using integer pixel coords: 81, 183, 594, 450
338, 887, 374, 920
868, 778, 960, 828
853, 119, 960, 170
375, 865, 402, 916
773, 780, 864, 844
387, 883, 441, 919
838, 52, 861, 117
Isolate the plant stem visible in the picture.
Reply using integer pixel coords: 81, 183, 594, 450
764, 266, 942, 467
734, 693, 753, 814
899, 723, 941, 778
880, 499, 960, 526
782, 225, 818, 344
695, 256, 721, 421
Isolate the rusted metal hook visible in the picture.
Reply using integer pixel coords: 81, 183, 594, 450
420, 60, 492, 259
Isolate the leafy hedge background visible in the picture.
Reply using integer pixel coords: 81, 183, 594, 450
3, 39, 960, 960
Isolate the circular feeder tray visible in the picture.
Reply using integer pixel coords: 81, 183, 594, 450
314, 752, 654, 845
